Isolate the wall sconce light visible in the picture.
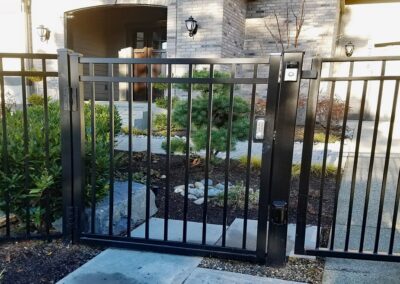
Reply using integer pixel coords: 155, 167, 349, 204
37, 25, 51, 42
345, 41, 354, 57
185, 16, 198, 38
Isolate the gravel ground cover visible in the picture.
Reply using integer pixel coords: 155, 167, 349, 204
199, 257, 325, 284
0, 240, 101, 284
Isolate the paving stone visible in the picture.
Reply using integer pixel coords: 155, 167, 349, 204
185, 268, 301, 284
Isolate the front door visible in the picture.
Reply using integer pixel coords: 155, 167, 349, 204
129, 28, 166, 101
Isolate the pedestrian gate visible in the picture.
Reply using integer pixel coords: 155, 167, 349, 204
58, 50, 304, 264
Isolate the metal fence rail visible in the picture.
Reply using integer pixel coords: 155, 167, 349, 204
296, 56, 400, 262
0, 53, 61, 242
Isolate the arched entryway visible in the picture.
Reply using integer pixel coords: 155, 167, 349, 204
65, 5, 167, 101
65, 5, 167, 57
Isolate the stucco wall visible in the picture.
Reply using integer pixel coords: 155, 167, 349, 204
338, 2, 400, 57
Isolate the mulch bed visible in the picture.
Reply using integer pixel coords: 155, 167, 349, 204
200, 257, 325, 284
0, 240, 101, 284
116, 152, 337, 228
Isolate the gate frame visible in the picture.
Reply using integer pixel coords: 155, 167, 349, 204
58, 49, 304, 265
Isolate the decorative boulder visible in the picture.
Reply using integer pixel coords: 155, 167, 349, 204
83, 181, 158, 235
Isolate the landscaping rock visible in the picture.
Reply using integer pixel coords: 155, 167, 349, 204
200, 179, 213, 186
208, 188, 224, 197
174, 185, 185, 193
194, 198, 204, 205
189, 187, 204, 197
194, 182, 205, 190
215, 183, 225, 191
83, 181, 157, 235
188, 194, 198, 200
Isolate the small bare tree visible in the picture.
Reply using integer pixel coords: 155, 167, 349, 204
264, 0, 306, 51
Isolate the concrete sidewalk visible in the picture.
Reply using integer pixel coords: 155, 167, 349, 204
57, 249, 301, 284
322, 121, 400, 283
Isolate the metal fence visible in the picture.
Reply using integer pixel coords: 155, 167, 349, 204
3, 51, 400, 265
0, 53, 61, 241
296, 56, 400, 262
58, 50, 304, 264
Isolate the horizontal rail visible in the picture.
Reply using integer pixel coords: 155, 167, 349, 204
321, 56, 400, 62
304, 249, 400, 262
321, 75, 400, 81
80, 76, 268, 84
0, 53, 57, 59
79, 57, 270, 65
80, 236, 261, 263
0, 71, 58, 77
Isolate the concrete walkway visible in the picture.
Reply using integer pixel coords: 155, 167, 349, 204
322, 121, 400, 283
57, 249, 300, 284
58, 218, 310, 284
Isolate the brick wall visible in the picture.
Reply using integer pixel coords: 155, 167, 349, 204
166, 0, 225, 59
222, 0, 247, 57
245, 0, 339, 68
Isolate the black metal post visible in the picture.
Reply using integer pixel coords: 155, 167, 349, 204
58, 49, 73, 241
266, 51, 304, 265
256, 54, 281, 262
69, 52, 85, 243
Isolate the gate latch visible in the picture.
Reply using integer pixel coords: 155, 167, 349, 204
270, 201, 288, 225
253, 116, 266, 143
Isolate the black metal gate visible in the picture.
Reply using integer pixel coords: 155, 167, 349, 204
58, 49, 304, 264
295, 56, 400, 262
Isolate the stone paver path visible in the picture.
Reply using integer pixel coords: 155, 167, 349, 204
322, 121, 400, 283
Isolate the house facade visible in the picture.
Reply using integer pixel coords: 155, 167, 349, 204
1, 0, 399, 124
2, 0, 400, 65
1, 0, 339, 63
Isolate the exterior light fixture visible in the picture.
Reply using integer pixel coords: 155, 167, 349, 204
185, 16, 198, 38
37, 25, 50, 42
345, 41, 354, 57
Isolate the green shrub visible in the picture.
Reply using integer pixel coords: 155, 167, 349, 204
121, 126, 147, 136
238, 155, 262, 170
177, 69, 231, 95
161, 137, 187, 154
214, 182, 259, 209
291, 164, 337, 178
26, 68, 43, 83
0, 101, 122, 232
313, 132, 341, 143
154, 96, 179, 109
173, 92, 250, 158
28, 94, 45, 106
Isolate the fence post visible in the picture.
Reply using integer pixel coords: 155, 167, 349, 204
256, 54, 282, 262
266, 51, 304, 265
58, 49, 73, 241
58, 49, 85, 243
69, 52, 85, 243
